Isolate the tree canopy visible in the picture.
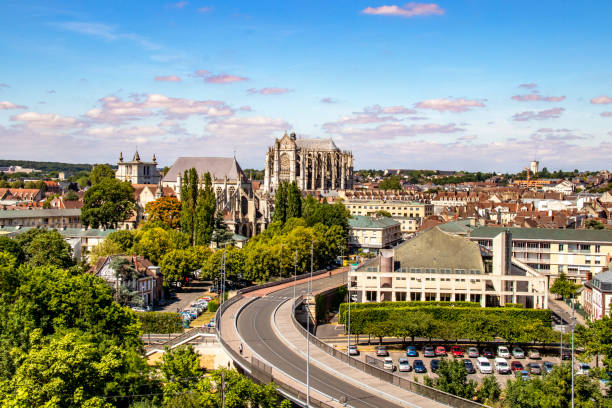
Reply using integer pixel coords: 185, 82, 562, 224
82, 178, 136, 228
145, 196, 181, 229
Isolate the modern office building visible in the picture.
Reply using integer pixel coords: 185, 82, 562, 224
349, 227, 548, 308
468, 227, 612, 284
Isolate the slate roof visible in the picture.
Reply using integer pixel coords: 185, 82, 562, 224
0, 208, 81, 219
349, 215, 400, 229
162, 157, 245, 183
469, 226, 612, 243
393, 227, 485, 271
295, 138, 339, 151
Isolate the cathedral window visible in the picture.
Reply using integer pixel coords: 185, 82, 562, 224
279, 153, 290, 180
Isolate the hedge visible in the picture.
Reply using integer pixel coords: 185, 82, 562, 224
137, 312, 183, 334
339, 300, 480, 318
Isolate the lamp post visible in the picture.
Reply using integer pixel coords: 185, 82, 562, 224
571, 296, 575, 408
293, 249, 297, 300
280, 242, 283, 281
306, 240, 313, 407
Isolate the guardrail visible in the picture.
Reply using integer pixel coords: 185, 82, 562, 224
292, 297, 488, 408
215, 283, 338, 407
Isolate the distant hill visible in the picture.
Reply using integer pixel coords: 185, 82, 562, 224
0, 160, 96, 175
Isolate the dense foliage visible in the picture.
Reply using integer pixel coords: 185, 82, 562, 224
82, 178, 136, 228
145, 197, 182, 229
339, 302, 553, 344
137, 312, 183, 334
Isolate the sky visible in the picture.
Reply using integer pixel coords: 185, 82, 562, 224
1, 1, 612, 172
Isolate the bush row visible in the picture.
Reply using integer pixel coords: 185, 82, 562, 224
137, 312, 183, 334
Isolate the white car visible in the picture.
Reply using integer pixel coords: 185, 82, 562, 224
497, 346, 510, 358
576, 363, 591, 376
512, 347, 525, 359
467, 347, 480, 358
398, 358, 412, 372
494, 358, 511, 374
383, 357, 394, 371
476, 357, 492, 374
348, 345, 359, 356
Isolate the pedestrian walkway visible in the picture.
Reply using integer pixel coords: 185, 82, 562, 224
243, 268, 347, 298
548, 297, 586, 326
273, 299, 448, 408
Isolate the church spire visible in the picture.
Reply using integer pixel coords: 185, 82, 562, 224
119, 152, 123, 163
133, 151, 140, 162
152, 153, 157, 163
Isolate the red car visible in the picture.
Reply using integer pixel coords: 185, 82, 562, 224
435, 346, 447, 356
450, 346, 463, 357
510, 360, 524, 373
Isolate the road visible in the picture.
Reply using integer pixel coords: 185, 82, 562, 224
237, 273, 408, 408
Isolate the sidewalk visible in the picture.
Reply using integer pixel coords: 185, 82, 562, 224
273, 299, 447, 408
244, 268, 347, 298
548, 297, 587, 326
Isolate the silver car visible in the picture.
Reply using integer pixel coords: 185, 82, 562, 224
398, 358, 412, 372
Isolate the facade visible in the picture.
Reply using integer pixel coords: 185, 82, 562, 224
116, 151, 162, 185
0, 208, 82, 228
583, 271, 612, 320
162, 157, 270, 237
343, 199, 432, 236
263, 132, 353, 193
469, 227, 612, 283
348, 215, 402, 252
92, 255, 164, 306
349, 227, 548, 308
0, 188, 44, 206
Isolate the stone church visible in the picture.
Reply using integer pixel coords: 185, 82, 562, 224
263, 132, 353, 193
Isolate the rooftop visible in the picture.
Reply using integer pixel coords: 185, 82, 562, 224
162, 157, 244, 183
295, 138, 339, 151
0, 208, 81, 219
468, 226, 612, 243
349, 215, 400, 229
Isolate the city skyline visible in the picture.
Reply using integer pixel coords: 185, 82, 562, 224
1, 1, 612, 171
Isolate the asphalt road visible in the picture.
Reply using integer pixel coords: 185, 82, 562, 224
236, 273, 408, 408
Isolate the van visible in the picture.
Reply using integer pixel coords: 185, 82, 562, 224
494, 357, 510, 374
476, 357, 492, 374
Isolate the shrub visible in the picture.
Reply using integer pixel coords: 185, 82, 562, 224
137, 312, 183, 334
207, 300, 219, 313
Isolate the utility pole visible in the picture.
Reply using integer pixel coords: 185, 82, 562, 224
571, 296, 575, 408
280, 242, 283, 280
221, 244, 227, 305
221, 368, 225, 408
347, 264, 351, 356
307, 241, 313, 407
294, 249, 297, 300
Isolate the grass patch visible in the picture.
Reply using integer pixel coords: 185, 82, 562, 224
189, 311, 216, 328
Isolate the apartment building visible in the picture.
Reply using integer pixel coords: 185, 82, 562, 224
583, 271, 612, 320
0, 208, 82, 228
348, 215, 402, 253
468, 227, 612, 283
343, 199, 432, 235
349, 227, 548, 308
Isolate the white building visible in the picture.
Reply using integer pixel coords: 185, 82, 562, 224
115, 151, 162, 185
349, 227, 548, 308
584, 271, 612, 320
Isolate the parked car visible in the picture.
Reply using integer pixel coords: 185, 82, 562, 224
599, 371, 612, 386
200, 296, 213, 301
348, 345, 359, 356
494, 358, 511, 374
435, 346, 447, 356
497, 346, 510, 358
383, 357, 394, 371
527, 362, 542, 375
467, 347, 480, 358
376, 346, 389, 357
398, 358, 412, 372
576, 363, 591, 376
512, 347, 525, 359
511, 361, 524, 373
463, 359, 476, 374
430, 359, 440, 373
413, 359, 427, 373
406, 345, 418, 357
450, 346, 463, 357
520, 370, 531, 380
476, 357, 492, 374
528, 349, 541, 359
423, 346, 435, 357
207, 318, 216, 328
482, 348, 494, 358
542, 361, 554, 374
561, 348, 572, 360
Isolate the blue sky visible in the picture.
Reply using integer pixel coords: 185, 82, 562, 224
1, 1, 611, 172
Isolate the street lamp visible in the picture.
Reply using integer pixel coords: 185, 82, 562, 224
571, 295, 575, 408
306, 240, 313, 407
280, 242, 283, 281
293, 249, 297, 300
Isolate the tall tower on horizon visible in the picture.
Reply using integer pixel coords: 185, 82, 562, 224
530, 160, 539, 175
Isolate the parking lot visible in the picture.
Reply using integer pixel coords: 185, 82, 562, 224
339, 344, 568, 387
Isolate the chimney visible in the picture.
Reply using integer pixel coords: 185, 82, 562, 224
380, 249, 394, 272
585, 271, 593, 281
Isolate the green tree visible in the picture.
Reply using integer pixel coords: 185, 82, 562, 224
159, 345, 203, 403
211, 210, 234, 246
286, 181, 302, 219
550, 273, 581, 300
379, 176, 402, 190
89, 164, 116, 185
131, 227, 190, 265
0, 236, 24, 264
64, 190, 79, 201
584, 219, 604, 230
273, 181, 288, 224
160, 249, 194, 285
145, 196, 182, 229
425, 358, 476, 399
476, 375, 501, 405
82, 178, 136, 228
107, 230, 136, 253
89, 239, 123, 266
180, 169, 199, 243
22, 229, 74, 268
576, 314, 612, 369
194, 173, 216, 246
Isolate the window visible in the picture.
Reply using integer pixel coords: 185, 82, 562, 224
455, 269, 466, 274
558, 265, 564, 273
558, 244, 564, 251
424, 268, 437, 274
366, 291, 377, 301
440, 268, 451, 274
595, 245, 601, 253
469, 269, 481, 275
595, 256, 601, 265
579, 244, 591, 252
410, 292, 421, 301
425, 293, 436, 301
585, 256, 591, 265
395, 292, 407, 301
410, 268, 422, 274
